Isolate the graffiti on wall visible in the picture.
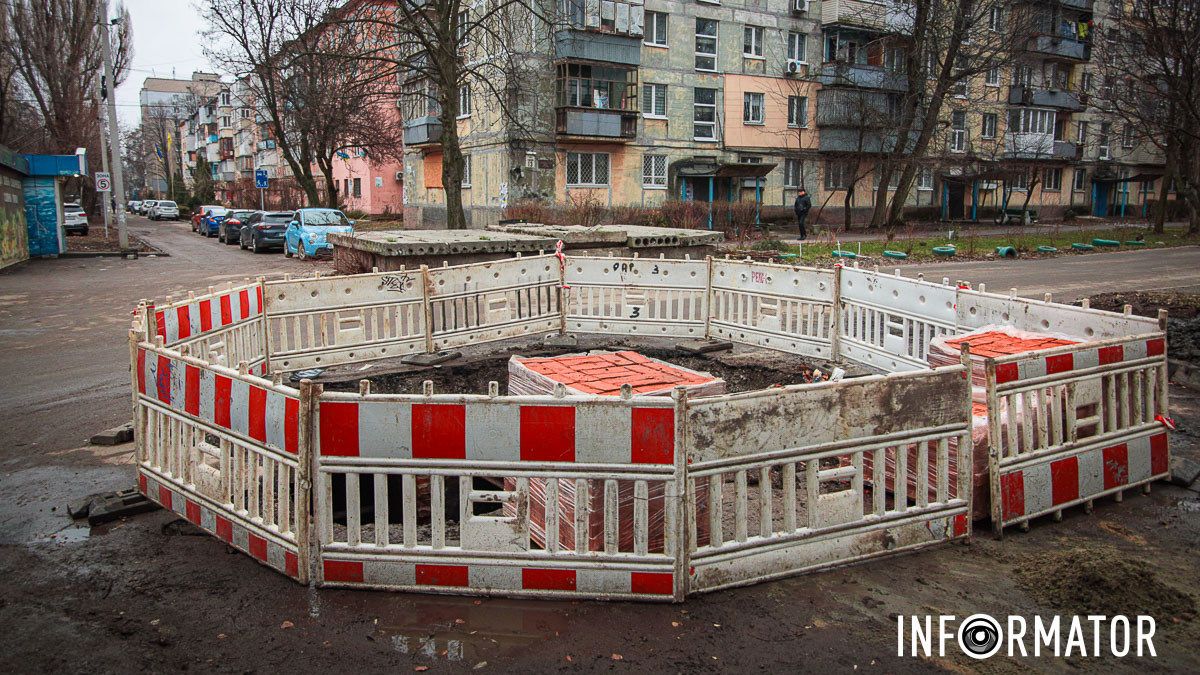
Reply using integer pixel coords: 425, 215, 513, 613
23, 177, 61, 257
0, 171, 27, 268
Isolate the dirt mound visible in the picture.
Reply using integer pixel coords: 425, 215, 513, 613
1016, 546, 1196, 620
1080, 292, 1200, 364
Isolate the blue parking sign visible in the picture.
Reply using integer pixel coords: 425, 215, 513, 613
254, 169, 269, 189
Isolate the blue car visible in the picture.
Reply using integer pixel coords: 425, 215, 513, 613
200, 207, 230, 237
284, 208, 355, 259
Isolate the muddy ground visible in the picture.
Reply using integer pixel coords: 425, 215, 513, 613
1085, 291, 1200, 364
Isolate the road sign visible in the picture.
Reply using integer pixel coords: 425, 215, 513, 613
95, 172, 111, 192
255, 169, 269, 189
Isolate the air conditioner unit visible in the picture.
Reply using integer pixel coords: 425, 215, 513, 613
394, 171, 403, 181
786, 60, 808, 77
792, 0, 810, 12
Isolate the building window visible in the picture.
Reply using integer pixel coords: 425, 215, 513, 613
985, 67, 1000, 86
743, 25, 764, 58
458, 86, 471, 117
456, 9, 469, 40
239, 108, 252, 119
950, 111, 967, 152
220, 116, 231, 128
220, 92, 231, 106
1013, 64, 1033, 87
695, 19, 718, 71
642, 154, 667, 188
824, 159, 852, 190
1044, 168, 1062, 191
917, 167, 934, 190
1098, 122, 1111, 159
1012, 170, 1030, 191
1076, 120, 1088, 145
787, 96, 808, 128
645, 11, 667, 46
1073, 168, 1087, 191
566, 152, 609, 187
1079, 71, 1093, 93
1122, 124, 1135, 148
981, 113, 997, 139
1010, 108, 1054, 134
988, 6, 1002, 31
555, 62, 637, 110
642, 83, 667, 117
352, 177, 362, 197
460, 155, 472, 187
743, 92, 764, 124
784, 158, 803, 188
788, 32, 807, 63
693, 87, 717, 140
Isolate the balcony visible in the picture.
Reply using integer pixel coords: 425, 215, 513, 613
1004, 134, 1079, 160
554, 30, 641, 66
816, 89, 897, 128
814, 63, 907, 92
555, 108, 637, 141
821, 0, 912, 34
1059, 0, 1094, 11
559, 0, 644, 39
403, 116, 443, 146
1029, 35, 1089, 61
1007, 85, 1085, 111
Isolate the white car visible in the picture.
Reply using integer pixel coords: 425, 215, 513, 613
149, 200, 180, 220
139, 199, 158, 216
63, 203, 88, 236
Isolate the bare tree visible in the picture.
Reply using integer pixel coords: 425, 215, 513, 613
201, 0, 404, 208
1092, 0, 1200, 234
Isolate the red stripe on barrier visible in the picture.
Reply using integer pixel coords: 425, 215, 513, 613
214, 375, 232, 428
416, 564, 469, 587
239, 289, 251, 320
185, 499, 201, 525
1150, 433, 1168, 475
996, 362, 1019, 384
284, 397, 299, 454
285, 552, 299, 578
155, 355, 172, 403
215, 516, 232, 542
522, 568, 576, 591
1098, 345, 1124, 365
176, 305, 192, 340
247, 533, 268, 562
185, 365, 200, 416
1103, 443, 1130, 489
158, 485, 172, 509
1000, 471, 1025, 520
520, 406, 575, 462
248, 387, 267, 442
631, 407, 674, 464
1050, 456, 1079, 505
256, 285, 263, 312
1045, 353, 1074, 375
137, 472, 147, 495
219, 294, 233, 326
323, 560, 363, 583
1146, 338, 1165, 357
136, 349, 147, 395
630, 572, 673, 595
953, 513, 968, 538
154, 311, 166, 340
199, 300, 213, 333
319, 402, 359, 456
412, 404, 466, 459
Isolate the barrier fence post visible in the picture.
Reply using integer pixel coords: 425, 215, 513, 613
257, 276, 272, 374
297, 378, 318, 585
830, 265, 843, 360
958, 344, 974, 535
419, 265, 434, 353
984, 358, 1004, 538
672, 386, 690, 601
703, 256, 714, 340
129, 315, 143, 464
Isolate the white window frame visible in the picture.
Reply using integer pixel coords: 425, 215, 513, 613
743, 25, 764, 59
988, 6, 1002, 32
985, 67, 1000, 87
1012, 170, 1030, 191
1044, 167, 1062, 191
743, 92, 764, 125
784, 158, 803, 188
917, 167, 934, 190
787, 95, 808, 128
695, 19, 718, 72
458, 85, 472, 118
950, 111, 967, 152
1122, 124, 1135, 148
642, 154, 667, 188
1073, 168, 1087, 191
645, 11, 668, 47
1098, 122, 1112, 159
693, 87, 717, 141
461, 154, 472, 187
981, 112, 997, 139
566, 151, 610, 187
1076, 120, 1088, 144
788, 32, 807, 64
642, 83, 667, 118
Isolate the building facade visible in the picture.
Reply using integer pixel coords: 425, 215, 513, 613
137, 72, 222, 196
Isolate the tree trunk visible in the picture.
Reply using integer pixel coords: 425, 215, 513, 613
1154, 168, 1170, 235
870, 162, 892, 228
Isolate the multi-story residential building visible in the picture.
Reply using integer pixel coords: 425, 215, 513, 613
137, 72, 222, 196
396, 0, 1170, 227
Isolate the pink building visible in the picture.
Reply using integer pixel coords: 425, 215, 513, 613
331, 153, 405, 216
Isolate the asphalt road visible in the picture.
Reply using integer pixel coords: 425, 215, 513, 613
0, 220, 1197, 672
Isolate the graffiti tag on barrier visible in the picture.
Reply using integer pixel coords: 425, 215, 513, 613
379, 274, 414, 293
154, 360, 172, 402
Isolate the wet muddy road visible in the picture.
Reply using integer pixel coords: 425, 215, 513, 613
1, 224, 1197, 672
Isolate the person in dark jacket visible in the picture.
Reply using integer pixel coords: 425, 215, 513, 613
793, 189, 812, 240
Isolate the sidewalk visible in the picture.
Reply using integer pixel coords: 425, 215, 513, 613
763, 220, 1187, 245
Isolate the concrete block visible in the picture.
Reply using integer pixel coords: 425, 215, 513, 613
401, 350, 462, 367
1169, 456, 1200, 488
543, 333, 578, 349
87, 488, 157, 526
89, 421, 133, 446
676, 339, 734, 355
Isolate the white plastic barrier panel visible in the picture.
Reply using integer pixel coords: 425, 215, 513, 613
150, 282, 267, 374
709, 260, 835, 359
264, 270, 427, 371
565, 256, 708, 338
957, 288, 1160, 342
427, 255, 561, 350
133, 342, 310, 582
681, 367, 972, 593
985, 333, 1171, 534
313, 390, 685, 601
839, 267, 957, 372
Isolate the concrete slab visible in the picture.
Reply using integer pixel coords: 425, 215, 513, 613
329, 229, 558, 258
487, 223, 724, 249
400, 350, 462, 367
89, 421, 133, 446
676, 339, 734, 355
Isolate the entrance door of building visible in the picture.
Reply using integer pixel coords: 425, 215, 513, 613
946, 183, 966, 220
1091, 181, 1109, 217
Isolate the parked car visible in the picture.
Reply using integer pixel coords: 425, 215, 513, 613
284, 208, 355, 259
191, 204, 221, 232
239, 211, 292, 253
199, 207, 230, 237
63, 203, 88, 236
219, 209, 258, 244
139, 199, 158, 216
149, 200, 180, 221
127, 200, 141, 213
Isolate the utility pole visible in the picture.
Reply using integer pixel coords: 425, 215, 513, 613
95, 83, 112, 238
97, 0, 129, 249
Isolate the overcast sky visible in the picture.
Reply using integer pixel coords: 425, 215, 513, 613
115, 0, 214, 126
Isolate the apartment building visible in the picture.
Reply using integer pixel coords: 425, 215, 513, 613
137, 72, 222, 196
398, 0, 1169, 226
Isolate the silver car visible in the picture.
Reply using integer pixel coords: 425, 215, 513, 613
150, 200, 180, 220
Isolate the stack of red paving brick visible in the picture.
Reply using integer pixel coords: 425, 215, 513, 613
928, 326, 1079, 388
507, 350, 716, 552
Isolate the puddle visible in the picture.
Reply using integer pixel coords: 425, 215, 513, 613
33, 526, 91, 545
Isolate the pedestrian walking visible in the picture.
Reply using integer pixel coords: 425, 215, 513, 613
793, 188, 812, 240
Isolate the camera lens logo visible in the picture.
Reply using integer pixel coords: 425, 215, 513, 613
958, 614, 1003, 659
